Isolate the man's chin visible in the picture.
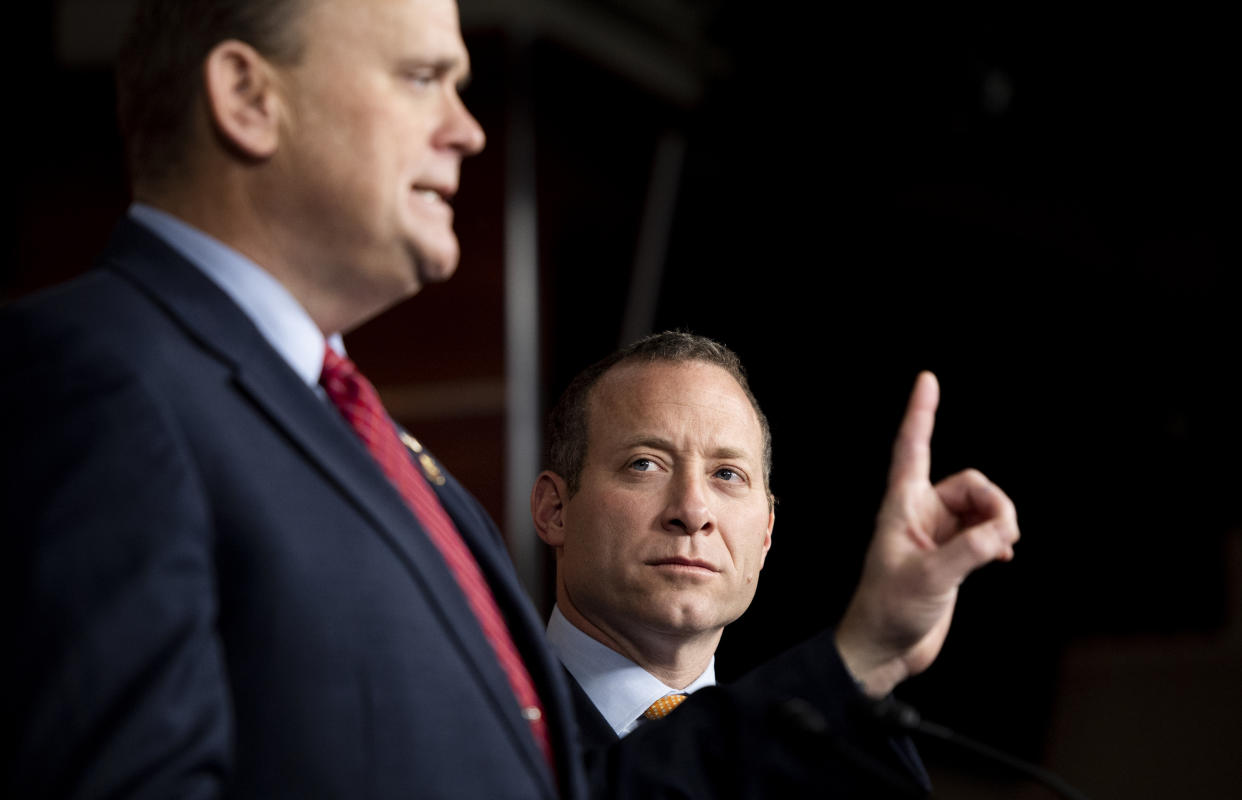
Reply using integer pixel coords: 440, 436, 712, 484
410, 238, 462, 286
640, 600, 723, 637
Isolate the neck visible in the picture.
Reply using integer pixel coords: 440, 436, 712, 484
556, 590, 721, 690
134, 179, 399, 337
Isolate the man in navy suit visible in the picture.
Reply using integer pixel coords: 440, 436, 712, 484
533, 333, 1016, 781
3, 0, 1018, 797
4, 0, 575, 796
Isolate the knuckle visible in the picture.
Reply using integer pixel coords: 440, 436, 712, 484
964, 526, 997, 559
960, 467, 987, 484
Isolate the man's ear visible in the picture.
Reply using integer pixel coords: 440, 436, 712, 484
758, 508, 775, 569
203, 39, 282, 160
531, 471, 569, 548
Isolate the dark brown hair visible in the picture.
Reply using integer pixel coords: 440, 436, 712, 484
545, 331, 772, 499
115, 0, 308, 188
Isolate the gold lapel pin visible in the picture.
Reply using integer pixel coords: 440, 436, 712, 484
399, 432, 447, 486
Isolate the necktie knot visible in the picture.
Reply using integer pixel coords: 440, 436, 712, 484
320, 348, 367, 405
319, 349, 409, 489
644, 693, 688, 721
321, 346, 354, 381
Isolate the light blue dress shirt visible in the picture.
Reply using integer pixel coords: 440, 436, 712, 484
128, 203, 345, 383
545, 605, 716, 737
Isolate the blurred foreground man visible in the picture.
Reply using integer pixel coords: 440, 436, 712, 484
535, 333, 1019, 793
3, 0, 1017, 797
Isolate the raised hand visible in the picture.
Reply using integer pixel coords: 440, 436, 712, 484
835, 372, 1020, 697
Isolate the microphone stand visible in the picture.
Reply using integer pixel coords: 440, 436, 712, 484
870, 695, 1093, 800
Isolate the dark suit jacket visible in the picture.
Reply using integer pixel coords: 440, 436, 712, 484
4, 218, 927, 798
563, 644, 931, 799
564, 671, 619, 751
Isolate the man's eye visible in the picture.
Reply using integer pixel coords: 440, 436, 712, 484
715, 468, 742, 482
404, 71, 436, 87
630, 458, 656, 472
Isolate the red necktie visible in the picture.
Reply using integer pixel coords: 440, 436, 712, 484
320, 347, 553, 769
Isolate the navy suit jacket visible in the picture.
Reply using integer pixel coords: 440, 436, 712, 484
4, 218, 928, 798
562, 651, 930, 799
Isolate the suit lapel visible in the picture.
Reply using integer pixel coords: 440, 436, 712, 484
564, 669, 620, 750
102, 219, 559, 796
414, 441, 584, 792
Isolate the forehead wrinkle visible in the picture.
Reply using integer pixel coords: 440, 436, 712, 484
590, 366, 762, 453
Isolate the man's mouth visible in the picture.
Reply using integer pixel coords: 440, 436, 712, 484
648, 557, 718, 573
412, 184, 455, 210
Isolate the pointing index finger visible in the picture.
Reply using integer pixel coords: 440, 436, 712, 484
888, 371, 939, 486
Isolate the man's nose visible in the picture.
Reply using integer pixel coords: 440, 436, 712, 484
661, 473, 714, 535
441, 90, 486, 155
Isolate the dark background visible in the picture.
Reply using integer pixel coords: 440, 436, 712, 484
8, 3, 1240, 797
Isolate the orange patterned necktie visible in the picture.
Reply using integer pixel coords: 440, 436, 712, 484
644, 693, 688, 720
320, 347, 553, 769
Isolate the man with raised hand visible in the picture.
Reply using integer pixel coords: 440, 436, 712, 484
3, 0, 1016, 793
533, 332, 1017, 794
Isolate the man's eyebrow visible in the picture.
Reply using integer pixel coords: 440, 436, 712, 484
709, 446, 751, 462
618, 436, 677, 453
617, 438, 754, 462
398, 56, 472, 86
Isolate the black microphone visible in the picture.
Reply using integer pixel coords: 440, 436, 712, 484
868, 695, 1093, 800
773, 698, 929, 798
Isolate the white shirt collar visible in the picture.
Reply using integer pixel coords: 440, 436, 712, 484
546, 605, 716, 737
128, 203, 344, 385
